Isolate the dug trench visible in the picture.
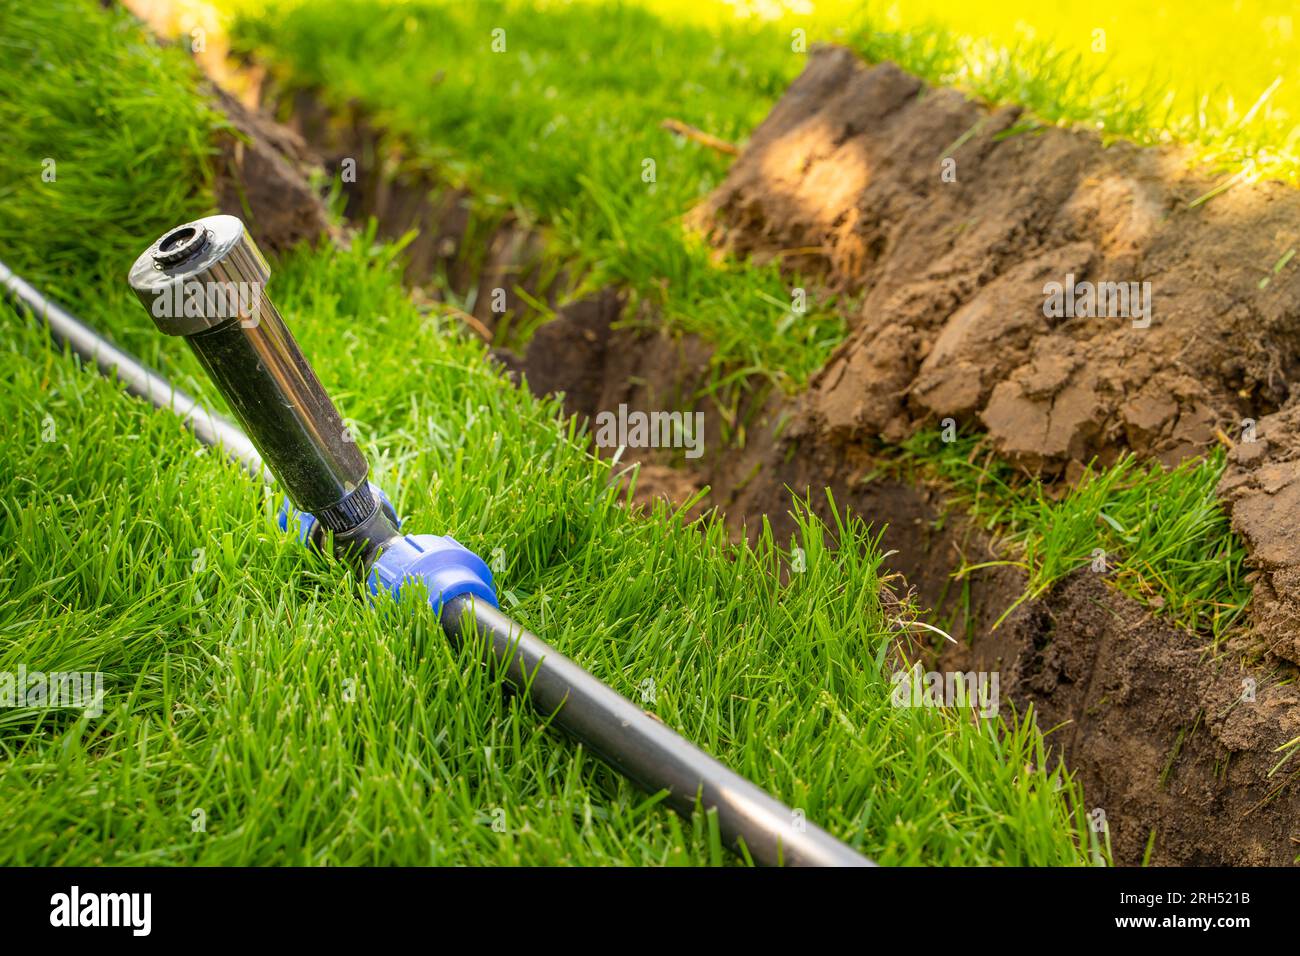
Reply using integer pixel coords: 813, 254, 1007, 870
212, 44, 1300, 865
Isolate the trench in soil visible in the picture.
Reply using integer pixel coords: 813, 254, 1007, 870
234, 71, 1300, 866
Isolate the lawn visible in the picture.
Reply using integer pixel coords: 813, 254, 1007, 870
0, 0, 1096, 865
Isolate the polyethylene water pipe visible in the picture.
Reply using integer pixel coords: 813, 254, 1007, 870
2, 215, 873, 867
0, 259, 265, 477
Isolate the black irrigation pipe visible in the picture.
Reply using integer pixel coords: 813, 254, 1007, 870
2, 216, 873, 867
0, 259, 265, 477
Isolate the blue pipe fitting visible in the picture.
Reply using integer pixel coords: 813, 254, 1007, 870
368, 534, 497, 614
277, 485, 496, 615
277, 497, 320, 545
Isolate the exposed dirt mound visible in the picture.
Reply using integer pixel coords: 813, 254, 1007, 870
681, 46, 1300, 860
952, 570, 1300, 866
691, 45, 1300, 476
690, 44, 1300, 677
212, 86, 332, 254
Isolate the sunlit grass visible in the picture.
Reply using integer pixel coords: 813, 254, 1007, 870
621, 0, 1300, 182
846, 2, 1299, 188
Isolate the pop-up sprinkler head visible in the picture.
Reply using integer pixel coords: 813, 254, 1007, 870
128, 215, 495, 612
129, 216, 370, 531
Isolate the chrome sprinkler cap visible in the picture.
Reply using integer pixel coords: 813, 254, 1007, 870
128, 215, 271, 337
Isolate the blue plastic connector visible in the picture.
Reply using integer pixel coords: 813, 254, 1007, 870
276, 484, 497, 615
368, 534, 497, 614
277, 496, 320, 545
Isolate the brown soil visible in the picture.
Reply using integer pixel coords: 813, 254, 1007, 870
219, 55, 1300, 864
956, 569, 1300, 866
693, 46, 1300, 473
211, 86, 333, 255
1220, 407, 1300, 665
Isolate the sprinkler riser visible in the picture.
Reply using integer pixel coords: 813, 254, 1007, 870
129, 215, 371, 530
181, 307, 371, 526
129, 216, 497, 610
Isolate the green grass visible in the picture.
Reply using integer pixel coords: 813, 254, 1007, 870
847, 0, 1300, 185
0, 0, 1096, 865
233, 0, 848, 407
893, 431, 1249, 645
0, 0, 222, 370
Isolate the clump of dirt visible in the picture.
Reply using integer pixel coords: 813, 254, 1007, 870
1219, 407, 1300, 665
691, 45, 1300, 477
692, 43, 1300, 675
211, 86, 332, 254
